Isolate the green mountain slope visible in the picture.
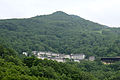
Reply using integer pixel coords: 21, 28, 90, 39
0, 11, 120, 57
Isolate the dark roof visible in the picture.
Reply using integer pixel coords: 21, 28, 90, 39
101, 58, 120, 61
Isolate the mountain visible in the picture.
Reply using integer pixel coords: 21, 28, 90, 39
0, 11, 120, 57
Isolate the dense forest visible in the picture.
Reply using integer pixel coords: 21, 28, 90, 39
0, 11, 120, 79
0, 45, 120, 80
0, 11, 120, 57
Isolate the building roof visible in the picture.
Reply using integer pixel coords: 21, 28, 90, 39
101, 57, 120, 61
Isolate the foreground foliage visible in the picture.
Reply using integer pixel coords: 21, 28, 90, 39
0, 46, 120, 80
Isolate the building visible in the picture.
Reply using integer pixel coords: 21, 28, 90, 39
59, 54, 65, 59
101, 57, 120, 64
45, 52, 52, 57
38, 56, 45, 59
31, 51, 86, 62
64, 55, 71, 59
22, 52, 28, 56
74, 59, 80, 62
89, 56, 95, 61
71, 54, 85, 60
51, 53, 59, 57
51, 58, 65, 62
32, 51, 37, 55
46, 52, 52, 56
38, 51, 46, 55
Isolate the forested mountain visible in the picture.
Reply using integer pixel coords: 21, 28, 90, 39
0, 11, 120, 80
0, 11, 120, 57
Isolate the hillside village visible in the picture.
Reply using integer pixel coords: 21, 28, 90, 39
23, 51, 95, 62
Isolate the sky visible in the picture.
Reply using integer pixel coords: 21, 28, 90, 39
0, 0, 120, 27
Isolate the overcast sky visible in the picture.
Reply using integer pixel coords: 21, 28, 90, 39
0, 0, 120, 27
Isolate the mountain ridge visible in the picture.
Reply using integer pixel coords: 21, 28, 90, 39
0, 11, 119, 57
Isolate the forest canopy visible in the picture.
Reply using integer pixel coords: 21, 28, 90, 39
0, 11, 120, 57
0, 45, 120, 80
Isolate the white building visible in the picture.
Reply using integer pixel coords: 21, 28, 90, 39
71, 54, 85, 60
51, 53, 59, 57
38, 56, 47, 60
89, 56, 95, 61
59, 54, 65, 59
31, 51, 86, 62
22, 52, 28, 56
74, 59, 80, 62
51, 58, 65, 62
46, 52, 52, 56
32, 51, 37, 55
64, 55, 71, 59
38, 51, 46, 55
37, 53, 42, 57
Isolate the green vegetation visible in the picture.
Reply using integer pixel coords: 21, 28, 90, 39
0, 46, 120, 80
0, 11, 119, 57
0, 11, 120, 80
